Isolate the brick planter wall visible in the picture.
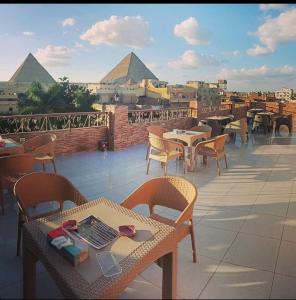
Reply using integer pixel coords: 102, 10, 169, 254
4, 126, 108, 154
107, 105, 195, 150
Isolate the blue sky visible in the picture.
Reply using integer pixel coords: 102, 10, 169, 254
1, 3, 296, 91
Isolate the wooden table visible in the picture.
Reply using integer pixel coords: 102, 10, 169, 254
163, 130, 208, 171
0, 138, 24, 156
206, 115, 233, 122
247, 108, 264, 113
206, 116, 233, 135
22, 198, 177, 299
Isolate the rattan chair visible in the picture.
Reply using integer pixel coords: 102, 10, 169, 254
252, 114, 263, 133
223, 118, 248, 144
23, 134, 57, 173
194, 134, 229, 176
147, 136, 186, 175
121, 176, 198, 262
14, 172, 87, 256
190, 125, 212, 145
0, 153, 35, 215
146, 125, 168, 160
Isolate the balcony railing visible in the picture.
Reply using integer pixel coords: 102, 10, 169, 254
0, 111, 109, 134
128, 108, 192, 124
200, 103, 232, 113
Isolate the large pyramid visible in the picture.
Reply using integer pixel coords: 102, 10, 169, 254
9, 53, 55, 84
100, 52, 158, 85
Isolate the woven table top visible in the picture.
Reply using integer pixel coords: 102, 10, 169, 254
23, 197, 176, 299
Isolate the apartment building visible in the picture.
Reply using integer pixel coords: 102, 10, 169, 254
275, 87, 294, 101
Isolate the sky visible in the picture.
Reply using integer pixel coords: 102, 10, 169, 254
0, 3, 296, 92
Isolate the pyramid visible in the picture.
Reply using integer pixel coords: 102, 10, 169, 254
9, 53, 55, 84
100, 52, 158, 84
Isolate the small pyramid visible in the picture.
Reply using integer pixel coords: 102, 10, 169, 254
9, 53, 55, 84
100, 52, 158, 84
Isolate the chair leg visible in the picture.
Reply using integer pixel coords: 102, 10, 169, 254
146, 159, 151, 175
164, 163, 167, 176
17, 212, 22, 256
42, 162, 45, 172
216, 158, 221, 176
0, 189, 4, 216
224, 154, 228, 169
145, 144, 150, 161
52, 159, 57, 173
190, 220, 197, 263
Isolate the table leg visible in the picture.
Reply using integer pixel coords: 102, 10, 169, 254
187, 147, 195, 172
162, 248, 177, 299
23, 247, 37, 299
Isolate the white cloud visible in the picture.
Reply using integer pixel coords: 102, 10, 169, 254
174, 17, 208, 45
80, 15, 153, 49
247, 8, 296, 56
75, 42, 85, 49
246, 45, 273, 56
232, 50, 241, 57
146, 63, 161, 70
62, 18, 76, 27
23, 31, 34, 36
34, 45, 73, 67
218, 65, 295, 80
259, 4, 288, 11
168, 50, 220, 70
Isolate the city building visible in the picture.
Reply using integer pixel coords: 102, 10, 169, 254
0, 91, 18, 114
275, 87, 294, 101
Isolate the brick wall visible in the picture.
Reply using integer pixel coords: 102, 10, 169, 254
108, 105, 195, 150
4, 126, 108, 154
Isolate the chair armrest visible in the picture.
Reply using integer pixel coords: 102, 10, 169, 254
175, 201, 196, 226
73, 190, 88, 206
194, 137, 216, 148
121, 184, 151, 210
164, 139, 185, 153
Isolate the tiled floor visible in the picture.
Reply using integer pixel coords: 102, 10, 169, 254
2, 130, 296, 298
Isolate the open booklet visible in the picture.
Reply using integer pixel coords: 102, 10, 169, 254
72, 215, 119, 250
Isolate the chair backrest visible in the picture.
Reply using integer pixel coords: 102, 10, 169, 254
14, 172, 87, 219
239, 118, 248, 132
148, 136, 166, 152
147, 125, 167, 139
190, 125, 212, 139
23, 134, 57, 156
247, 111, 254, 118
213, 134, 229, 151
0, 153, 35, 176
122, 176, 197, 224
254, 114, 263, 123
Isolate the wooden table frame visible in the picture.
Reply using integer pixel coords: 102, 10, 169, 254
22, 198, 177, 299
163, 130, 208, 172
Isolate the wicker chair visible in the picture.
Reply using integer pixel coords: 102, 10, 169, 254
23, 134, 57, 173
146, 125, 168, 160
194, 134, 229, 176
14, 172, 87, 256
0, 153, 35, 215
121, 176, 198, 262
147, 136, 186, 175
190, 125, 212, 145
223, 118, 248, 144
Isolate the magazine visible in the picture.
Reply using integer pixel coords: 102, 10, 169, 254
74, 215, 119, 250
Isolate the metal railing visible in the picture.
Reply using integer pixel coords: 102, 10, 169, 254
200, 103, 232, 113
128, 107, 192, 124
0, 111, 109, 134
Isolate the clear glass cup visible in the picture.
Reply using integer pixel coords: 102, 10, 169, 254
96, 251, 122, 277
